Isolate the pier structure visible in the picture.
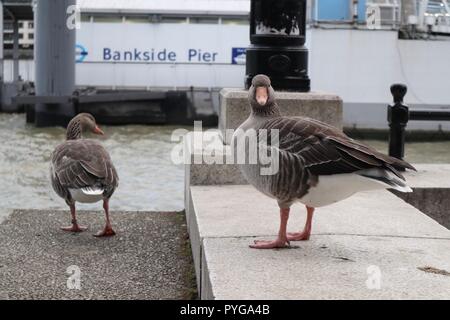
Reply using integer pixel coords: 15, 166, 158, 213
0, 0, 77, 126
0, 0, 33, 112
34, 0, 76, 127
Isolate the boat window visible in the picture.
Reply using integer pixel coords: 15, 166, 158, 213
93, 15, 123, 23
161, 16, 188, 24
125, 16, 151, 24
190, 17, 219, 24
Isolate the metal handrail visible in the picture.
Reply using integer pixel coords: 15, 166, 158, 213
387, 83, 450, 165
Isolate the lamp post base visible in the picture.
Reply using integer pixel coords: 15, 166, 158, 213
245, 46, 310, 92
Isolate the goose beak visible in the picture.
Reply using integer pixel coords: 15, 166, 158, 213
93, 126, 104, 135
257, 97, 268, 106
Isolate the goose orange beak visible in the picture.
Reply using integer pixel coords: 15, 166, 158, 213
93, 126, 104, 135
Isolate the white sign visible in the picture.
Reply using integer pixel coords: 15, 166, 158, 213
77, 22, 249, 64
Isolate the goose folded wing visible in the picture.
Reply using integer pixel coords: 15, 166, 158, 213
262, 117, 414, 179
52, 142, 117, 189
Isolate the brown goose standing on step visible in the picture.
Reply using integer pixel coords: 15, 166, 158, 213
50, 113, 119, 237
232, 75, 416, 249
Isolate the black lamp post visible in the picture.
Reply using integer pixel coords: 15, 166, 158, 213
388, 84, 409, 163
245, 0, 310, 92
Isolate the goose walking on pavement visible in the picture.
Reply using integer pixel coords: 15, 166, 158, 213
232, 75, 415, 249
50, 113, 119, 237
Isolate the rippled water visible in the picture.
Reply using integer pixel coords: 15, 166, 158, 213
0, 114, 186, 212
0, 113, 449, 212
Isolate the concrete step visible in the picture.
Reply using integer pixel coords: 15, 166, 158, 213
219, 89, 343, 144
394, 164, 450, 230
0, 210, 196, 300
187, 185, 450, 299
403, 164, 450, 188
202, 235, 450, 300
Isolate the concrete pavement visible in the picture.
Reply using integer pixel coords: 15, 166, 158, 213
0, 210, 196, 300
188, 185, 450, 299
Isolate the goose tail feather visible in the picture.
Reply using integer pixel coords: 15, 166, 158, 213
358, 168, 413, 193
81, 186, 104, 195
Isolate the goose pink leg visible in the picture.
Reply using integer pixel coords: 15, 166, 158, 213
61, 204, 87, 232
94, 199, 116, 237
250, 208, 290, 249
287, 206, 314, 241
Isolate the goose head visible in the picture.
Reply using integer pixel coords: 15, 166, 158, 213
248, 74, 280, 117
66, 113, 104, 140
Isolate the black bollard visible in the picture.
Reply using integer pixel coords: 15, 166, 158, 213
387, 84, 409, 164
245, 0, 310, 92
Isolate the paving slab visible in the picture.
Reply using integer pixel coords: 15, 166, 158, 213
188, 185, 450, 299
202, 235, 450, 300
190, 186, 450, 240
0, 210, 196, 300
404, 164, 450, 188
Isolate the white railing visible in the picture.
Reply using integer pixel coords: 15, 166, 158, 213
309, 0, 450, 35
424, 0, 450, 34
309, 0, 402, 29
366, 0, 401, 28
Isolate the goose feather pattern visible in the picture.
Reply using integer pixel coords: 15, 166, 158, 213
51, 139, 118, 204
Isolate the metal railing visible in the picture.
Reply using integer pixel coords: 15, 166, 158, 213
387, 83, 450, 165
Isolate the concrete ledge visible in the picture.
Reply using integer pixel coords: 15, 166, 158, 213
188, 185, 450, 299
203, 235, 450, 300
0, 208, 13, 224
393, 188, 450, 229
219, 88, 343, 144
404, 164, 450, 188
184, 131, 246, 188
190, 186, 450, 241
184, 131, 246, 244
0, 210, 196, 300
398, 164, 450, 229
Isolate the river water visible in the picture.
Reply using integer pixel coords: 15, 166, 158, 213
0, 113, 449, 212
0, 114, 186, 212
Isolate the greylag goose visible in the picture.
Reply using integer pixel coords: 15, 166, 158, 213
50, 113, 119, 237
232, 75, 415, 249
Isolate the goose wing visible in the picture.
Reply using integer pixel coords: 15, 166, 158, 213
261, 117, 415, 179
51, 139, 118, 190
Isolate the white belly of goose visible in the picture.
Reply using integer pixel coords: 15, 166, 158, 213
299, 172, 401, 208
69, 187, 104, 203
